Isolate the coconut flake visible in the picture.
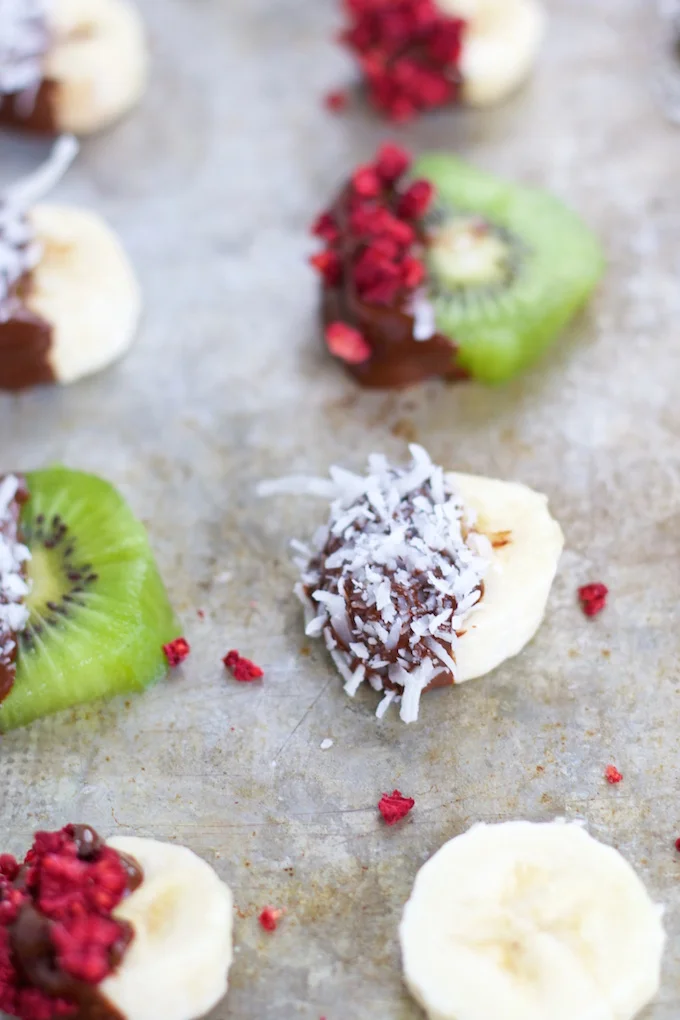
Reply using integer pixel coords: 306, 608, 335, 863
0, 474, 31, 676
262, 446, 491, 723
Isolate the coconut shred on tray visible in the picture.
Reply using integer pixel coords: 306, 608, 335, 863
259, 445, 564, 723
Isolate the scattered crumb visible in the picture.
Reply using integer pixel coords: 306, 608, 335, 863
604, 765, 623, 784
197, 609, 205, 619
578, 582, 609, 617
324, 89, 348, 112
320, 738, 334, 750
259, 907, 283, 932
163, 637, 190, 667
675, 838, 680, 853
378, 790, 415, 825
223, 650, 264, 682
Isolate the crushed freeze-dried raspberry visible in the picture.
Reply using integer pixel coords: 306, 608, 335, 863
578, 583, 608, 617
675, 838, 680, 853
325, 322, 371, 364
339, 0, 466, 121
378, 790, 415, 825
310, 141, 435, 357
223, 650, 264, 683
324, 89, 349, 112
604, 765, 623, 784
258, 906, 283, 932
0, 826, 136, 1018
163, 637, 190, 667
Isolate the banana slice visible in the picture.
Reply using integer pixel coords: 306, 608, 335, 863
400, 820, 666, 1020
438, 0, 546, 107
46, 0, 148, 134
451, 473, 563, 682
258, 447, 563, 722
104, 837, 234, 1020
25, 202, 141, 384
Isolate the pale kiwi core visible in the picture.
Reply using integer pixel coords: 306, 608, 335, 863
428, 217, 512, 288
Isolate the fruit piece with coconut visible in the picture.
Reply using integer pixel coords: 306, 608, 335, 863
0, 0, 148, 134
311, 144, 604, 388
0, 824, 234, 1020
0, 466, 179, 731
258, 444, 563, 723
337, 0, 545, 121
0, 136, 141, 391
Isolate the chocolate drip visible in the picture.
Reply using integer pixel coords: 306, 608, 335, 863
0, 474, 29, 703
0, 80, 59, 134
10, 826, 143, 1020
0, 277, 55, 392
322, 187, 467, 390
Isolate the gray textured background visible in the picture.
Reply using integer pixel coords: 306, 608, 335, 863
2, 0, 680, 1016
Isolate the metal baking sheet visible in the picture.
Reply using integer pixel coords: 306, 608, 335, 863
2, 0, 680, 1016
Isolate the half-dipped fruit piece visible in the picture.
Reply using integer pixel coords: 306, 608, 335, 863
0, 824, 234, 1020
311, 144, 604, 388
400, 820, 666, 1020
258, 444, 563, 723
0, 136, 141, 391
0, 0, 148, 135
337, 0, 545, 121
0, 466, 179, 731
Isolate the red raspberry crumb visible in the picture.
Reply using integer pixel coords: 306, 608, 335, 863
375, 142, 412, 184
310, 250, 342, 286
352, 165, 382, 198
578, 583, 608, 617
325, 322, 371, 365
339, 0, 466, 121
397, 179, 435, 220
163, 637, 190, 667
378, 790, 415, 825
259, 906, 283, 932
604, 765, 623, 784
324, 89, 349, 112
675, 838, 680, 853
0, 855, 19, 881
224, 650, 264, 683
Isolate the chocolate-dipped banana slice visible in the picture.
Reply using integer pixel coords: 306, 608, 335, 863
0, 825, 234, 1020
0, 136, 141, 391
0, 0, 148, 135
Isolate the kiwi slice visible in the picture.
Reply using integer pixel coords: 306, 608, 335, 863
0, 467, 179, 731
414, 154, 605, 383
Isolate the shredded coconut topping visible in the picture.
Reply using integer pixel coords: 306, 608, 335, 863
0, 134, 78, 315
0, 474, 31, 677
0, 0, 49, 97
258, 445, 491, 723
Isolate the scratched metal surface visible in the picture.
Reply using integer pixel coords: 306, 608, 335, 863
1, 0, 680, 1017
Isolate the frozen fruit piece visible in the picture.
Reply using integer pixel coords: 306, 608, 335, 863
0, 138, 142, 392
0, 826, 234, 1020
258, 444, 563, 723
0, 0, 148, 136
414, 153, 605, 383
605, 765, 623, 784
0, 467, 179, 731
400, 820, 666, 1020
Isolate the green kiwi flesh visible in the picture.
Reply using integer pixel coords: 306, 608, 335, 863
0, 467, 179, 731
414, 154, 605, 384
